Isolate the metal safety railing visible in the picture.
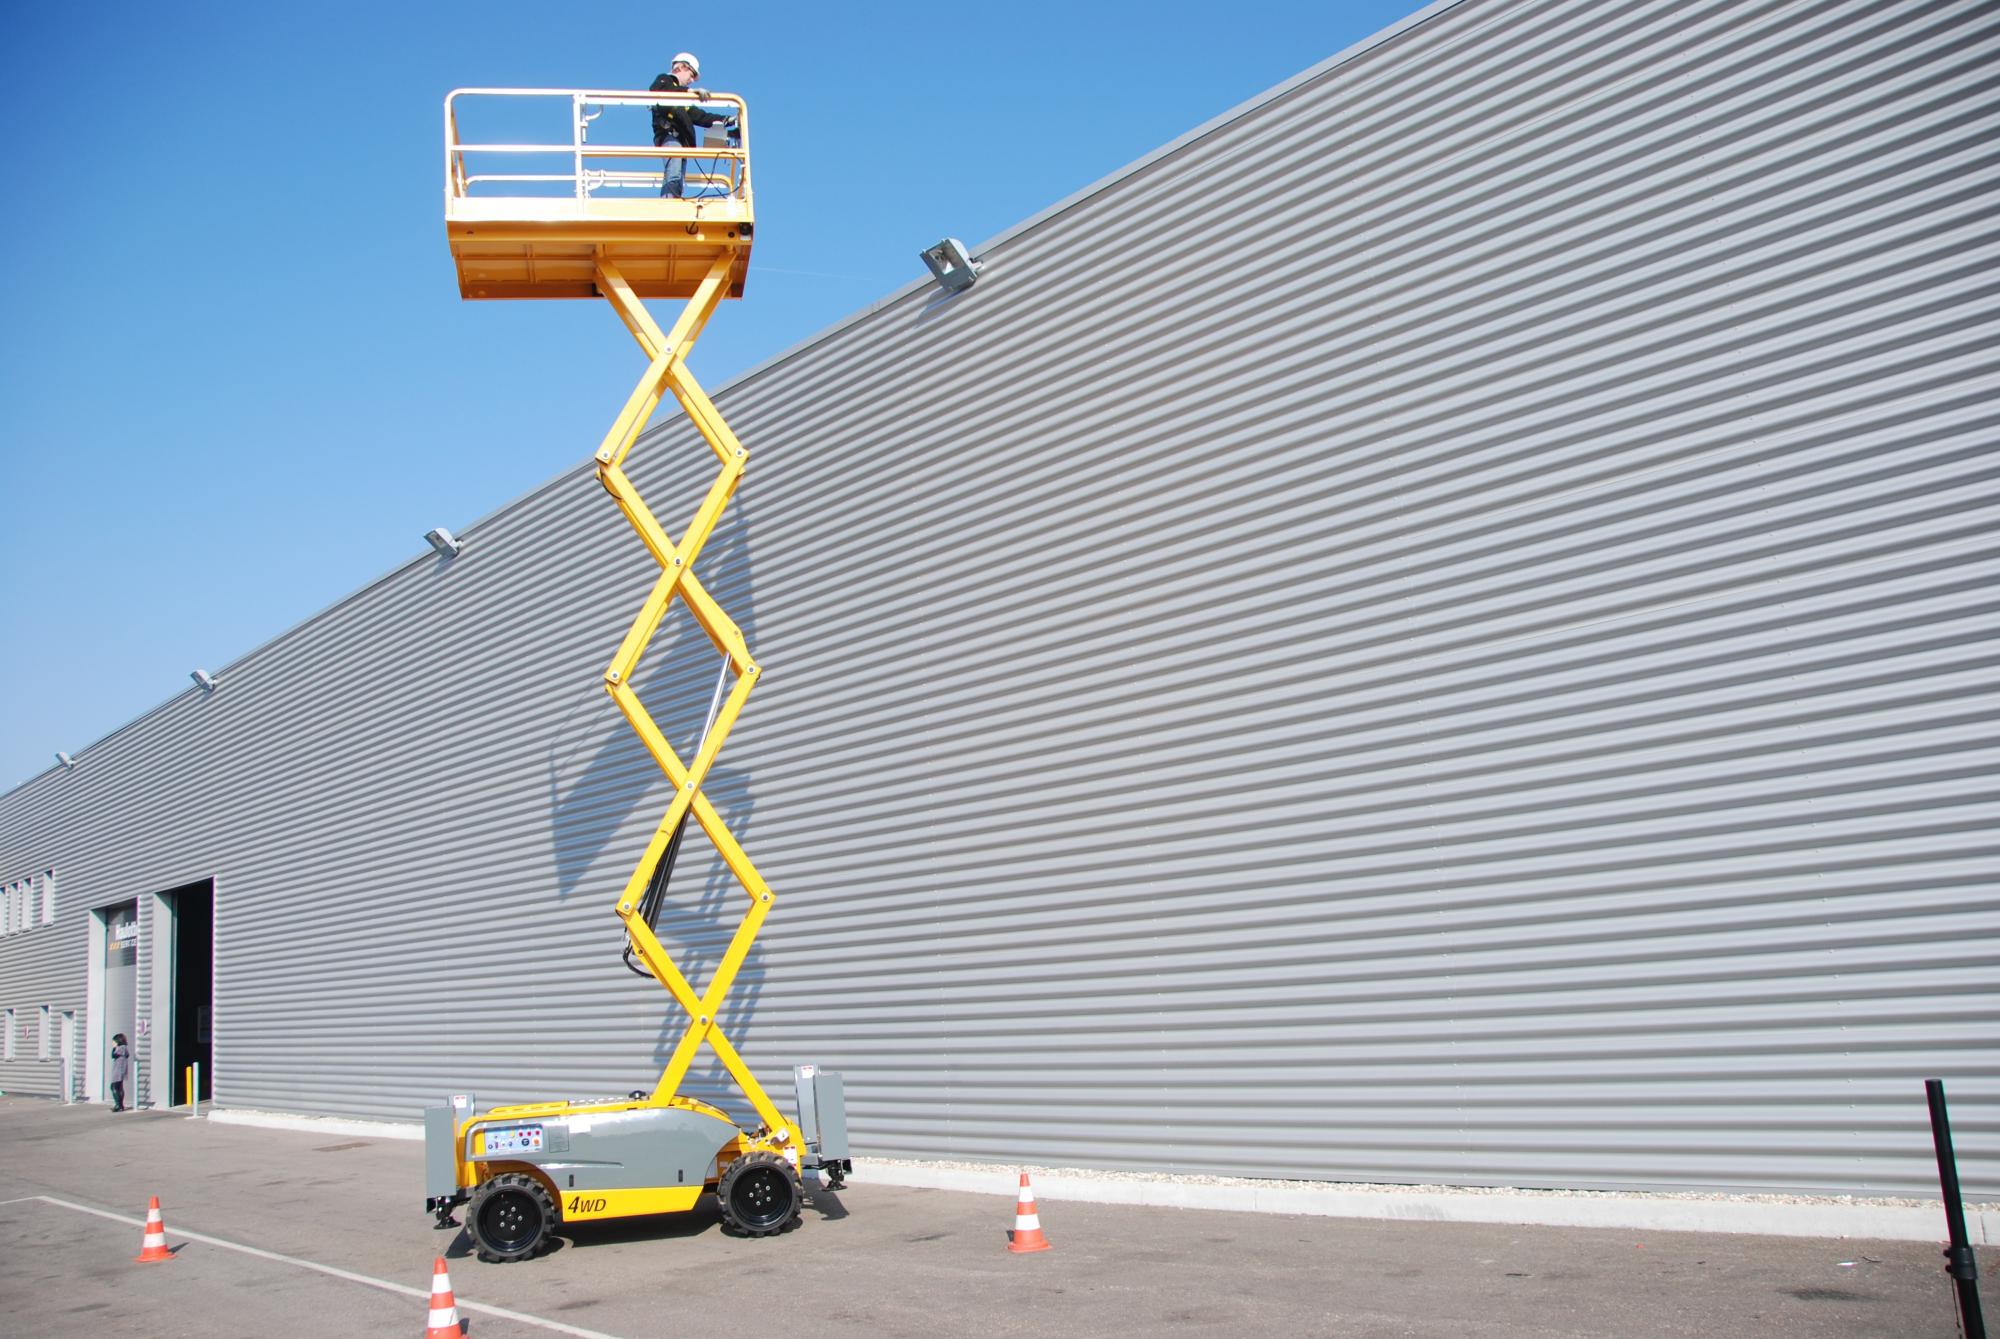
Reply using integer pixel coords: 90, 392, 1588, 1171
444, 88, 750, 203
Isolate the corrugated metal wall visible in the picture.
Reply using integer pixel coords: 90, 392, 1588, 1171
1, 0, 1994, 1195
0, 873, 80, 1099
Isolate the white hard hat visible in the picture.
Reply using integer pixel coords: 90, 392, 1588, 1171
672, 51, 700, 77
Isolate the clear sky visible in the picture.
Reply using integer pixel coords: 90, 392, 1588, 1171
0, 0, 1426, 793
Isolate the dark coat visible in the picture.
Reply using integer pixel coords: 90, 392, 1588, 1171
649, 74, 730, 146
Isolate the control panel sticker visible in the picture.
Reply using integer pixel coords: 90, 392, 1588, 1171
486, 1124, 545, 1155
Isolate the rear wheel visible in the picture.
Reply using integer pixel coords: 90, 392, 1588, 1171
468, 1172, 557, 1262
717, 1152, 801, 1236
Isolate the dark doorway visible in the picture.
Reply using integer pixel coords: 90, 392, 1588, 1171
165, 879, 213, 1103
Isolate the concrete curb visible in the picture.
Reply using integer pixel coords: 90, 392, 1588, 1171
207, 1107, 422, 1142
853, 1160, 1999, 1244
201, 1109, 1994, 1244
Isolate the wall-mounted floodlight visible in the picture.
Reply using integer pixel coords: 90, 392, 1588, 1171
191, 669, 216, 693
919, 237, 982, 294
424, 527, 464, 558
55, 751, 74, 768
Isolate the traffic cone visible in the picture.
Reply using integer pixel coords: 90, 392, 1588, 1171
1007, 1172, 1052, 1253
423, 1256, 462, 1338
133, 1196, 174, 1262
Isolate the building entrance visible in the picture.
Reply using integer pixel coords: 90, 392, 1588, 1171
100, 901, 137, 1103
163, 879, 213, 1103
61, 1010, 78, 1102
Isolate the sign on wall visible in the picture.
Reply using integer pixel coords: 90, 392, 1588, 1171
105, 905, 138, 967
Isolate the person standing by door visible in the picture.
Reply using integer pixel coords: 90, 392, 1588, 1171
109, 1033, 130, 1111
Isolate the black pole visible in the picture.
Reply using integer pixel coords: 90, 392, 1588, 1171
1926, 1079, 1987, 1339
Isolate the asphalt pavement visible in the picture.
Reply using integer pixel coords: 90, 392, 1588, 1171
0, 1095, 1978, 1338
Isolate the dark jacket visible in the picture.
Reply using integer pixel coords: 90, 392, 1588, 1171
650, 74, 729, 146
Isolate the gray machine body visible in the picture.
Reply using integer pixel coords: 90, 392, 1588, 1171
426, 1100, 741, 1202
793, 1065, 849, 1165
424, 1092, 477, 1202
424, 1101, 459, 1201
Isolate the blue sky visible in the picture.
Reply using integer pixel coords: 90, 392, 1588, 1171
0, 0, 1425, 792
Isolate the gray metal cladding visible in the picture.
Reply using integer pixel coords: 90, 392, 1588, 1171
1, 0, 1995, 1196
0, 886, 78, 1099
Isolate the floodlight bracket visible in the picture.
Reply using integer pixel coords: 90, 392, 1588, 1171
920, 237, 982, 293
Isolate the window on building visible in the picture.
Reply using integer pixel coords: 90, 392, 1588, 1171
2, 1009, 13, 1061
41, 870, 55, 925
38, 1005, 50, 1060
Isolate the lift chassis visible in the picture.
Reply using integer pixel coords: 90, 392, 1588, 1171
426, 88, 849, 1261
425, 1065, 850, 1259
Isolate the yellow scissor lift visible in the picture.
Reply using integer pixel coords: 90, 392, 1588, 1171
423, 87, 849, 1262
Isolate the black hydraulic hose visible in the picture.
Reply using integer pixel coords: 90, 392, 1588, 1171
638, 810, 689, 927
623, 809, 692, 977
621, 648, 734, 976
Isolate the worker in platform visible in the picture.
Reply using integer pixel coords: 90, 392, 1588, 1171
650, 52, 733, 198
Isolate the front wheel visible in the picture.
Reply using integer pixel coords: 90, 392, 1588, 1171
717, 1152, 801, 1236
468, 1172, 557, 1262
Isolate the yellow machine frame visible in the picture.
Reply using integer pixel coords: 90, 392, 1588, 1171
439, 90, 808, 1225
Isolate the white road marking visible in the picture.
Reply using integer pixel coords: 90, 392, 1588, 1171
17, 1195, 629, 1339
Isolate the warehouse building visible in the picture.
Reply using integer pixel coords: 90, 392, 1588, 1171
2, 0, 1995, 1202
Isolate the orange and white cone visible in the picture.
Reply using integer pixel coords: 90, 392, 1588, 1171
133, 1195, 174, 1263
1007, 1172, 1052, 1253
423, 1256, 461, 1339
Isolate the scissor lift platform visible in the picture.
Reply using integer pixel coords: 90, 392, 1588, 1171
426, 84, 846, 1256
445, 88, 752, 301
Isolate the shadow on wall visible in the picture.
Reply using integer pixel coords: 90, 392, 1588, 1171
543, 480, 769, 1109
545, 489, 761, 908
913, 272, 984, 330
645, 756, 767, 1119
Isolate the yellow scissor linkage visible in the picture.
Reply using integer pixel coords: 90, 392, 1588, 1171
588, 253, 795, 1143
